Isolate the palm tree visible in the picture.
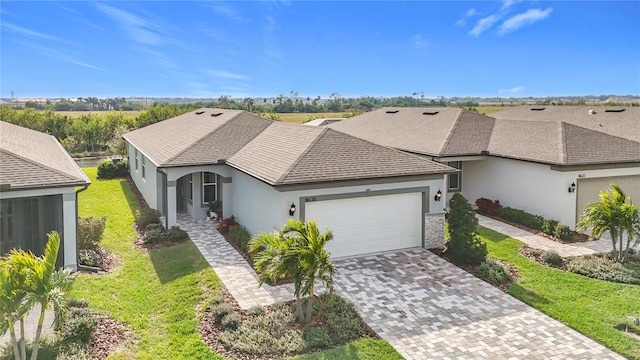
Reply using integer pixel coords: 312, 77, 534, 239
577, 184, 640, 263
2, 232, 73, 360
249, 219, 335, 324
0, 256, 29, 360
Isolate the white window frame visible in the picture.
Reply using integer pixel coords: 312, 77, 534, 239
135, 149, 139, 171
141, 156, 146, 179
202, 172, 217, 204
448, 161, 461, 191
188, 176, 193, 203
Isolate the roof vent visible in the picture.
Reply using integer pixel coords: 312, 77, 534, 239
422, 111, 439, 115
385, 110, 399, 114
531, 107, 546, 111
588, 109, 596, 115
195, 110, 205, 115
211, 112, 223, 117
480, 150, 489, 155
604, 109, 625, 113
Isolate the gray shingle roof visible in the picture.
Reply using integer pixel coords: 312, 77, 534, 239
0, 121, 90, 190
329, 107, 495, 156
228, 122, 455, 186
122, 109, 271, 167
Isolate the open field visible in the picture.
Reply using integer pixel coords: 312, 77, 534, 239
277, 112, 346, 124
475, 105, 511, 115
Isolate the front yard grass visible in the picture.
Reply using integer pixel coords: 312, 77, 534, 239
72, 168, 223, 359
477, 226, 640, 360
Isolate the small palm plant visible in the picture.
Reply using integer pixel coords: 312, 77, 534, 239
249, 219, 335, 324
0, 232, 73, 360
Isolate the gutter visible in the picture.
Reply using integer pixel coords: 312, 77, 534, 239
74, 184, 90, 271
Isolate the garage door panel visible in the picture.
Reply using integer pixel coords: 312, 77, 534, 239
305, 192, 422, 258
577, 175, 640, 217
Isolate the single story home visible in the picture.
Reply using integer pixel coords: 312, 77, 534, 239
328, 106, 640, 229
0, 121, 91, 270
123, 109, 456, 257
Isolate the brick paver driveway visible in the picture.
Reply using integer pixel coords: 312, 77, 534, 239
333, 249, 623, 360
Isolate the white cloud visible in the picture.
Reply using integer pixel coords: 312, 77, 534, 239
501, 0, 522, 11
204, 70, 248, 81
209, 2, 248, 23
454, 8, 477, 27
498, 86, 525, 95
469, 15, 500, 36
411, 34, 430, 48
2, 22, 65, 43
21, 42, 106, 71
466, 8, 478, 17
498, 8, 553, 35
95, 3, 163, 45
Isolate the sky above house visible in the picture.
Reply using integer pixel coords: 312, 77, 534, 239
1, 1, 639, 99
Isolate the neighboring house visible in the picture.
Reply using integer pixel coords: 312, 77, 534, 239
0, 121, 91, 270
123, 109, 456, 257
329, 106, 640, 230
304, 118, 345, 126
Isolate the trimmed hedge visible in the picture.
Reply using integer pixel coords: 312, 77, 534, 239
497, 207, 544, 231
77, 216, 106, 250
135, 208, 161, 230
475, 198, 502, 216
97, 159, 128, 179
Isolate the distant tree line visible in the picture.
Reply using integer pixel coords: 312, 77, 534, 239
22, 97, 144, 111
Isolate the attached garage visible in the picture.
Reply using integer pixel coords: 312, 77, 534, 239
303, 191, 424, 258
577, 175, 640, 217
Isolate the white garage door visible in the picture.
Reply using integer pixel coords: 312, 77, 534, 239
577, 175, 640, 217
304, 192, 423, 258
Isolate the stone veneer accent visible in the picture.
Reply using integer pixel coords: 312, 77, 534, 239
424, 212, 445, 249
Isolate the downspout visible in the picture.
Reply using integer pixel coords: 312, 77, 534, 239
75, 184, 90, 270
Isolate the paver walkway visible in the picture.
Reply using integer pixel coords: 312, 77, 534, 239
0, 307, 54, 345
477, 214, 628, 257
180, 213, 624, 359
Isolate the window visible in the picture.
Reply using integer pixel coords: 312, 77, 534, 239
188, 176, 193, 202
135, 149, 139, 171
448, 161, 461, 191
202, 172, 217, 204
142, 156, 146, 179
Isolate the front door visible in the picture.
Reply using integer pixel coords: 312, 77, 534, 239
176, 178, 185, 211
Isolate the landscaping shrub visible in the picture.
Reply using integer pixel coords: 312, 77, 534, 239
97, 159, 128, 179
229, 225, 251, 251
303, 328, 333, 350
553, 224, 574, 242
220, 312, 241, 331
167, 226, 188, 242
135, 208, 161, 230
247, 305, 266, 318
210, 295, 226, 306
567, 255, 640, 284
541, 219, 559, 236
210, 302, 234, 323
217, 216, 237, 235
78, 249, 101, 267
542, 250, 563, 266
77, 216, 106, 250
320, 295, 365, 343
143, 228, 166, 244
145, 223, 164, 232
477, 260, 512, 284
497, 207, 544, 230
475, 198, 502, 216
57, 342, 93, 360
67, 298, 90, 308
60, 306, 98, 344
446, 193, 487, 265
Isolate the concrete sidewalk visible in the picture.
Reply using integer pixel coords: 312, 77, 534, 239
0, 306, 54, 345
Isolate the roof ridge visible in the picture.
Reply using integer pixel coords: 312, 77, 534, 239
559, 122, 568, 164
439, 108, 464, 154
0, 149, 82, 184
164, 110, 243, 164
275, 126, 328, 183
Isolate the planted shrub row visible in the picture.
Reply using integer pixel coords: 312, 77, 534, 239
228, 225, 251, 252
143, 225, 189, 244
135, 208, 161, 231
97, 160, 128, 179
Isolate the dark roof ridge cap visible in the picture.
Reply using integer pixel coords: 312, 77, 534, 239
438, 108, 465, 154
274, 125, 328, 184
164, 110, 245, 164
0, 149, 88, 185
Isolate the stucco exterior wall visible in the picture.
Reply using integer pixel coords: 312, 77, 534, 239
230, 169, 446, 239
463, 157, 640, 229
127, 142, 159, 210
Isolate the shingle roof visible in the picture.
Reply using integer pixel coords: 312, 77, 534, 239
328, 107, 495, 156
122, 109, 271, 167
228, 122, 455, 186
0, 121, 90, 190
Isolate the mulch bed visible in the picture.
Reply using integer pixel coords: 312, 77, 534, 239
433, 249, 520, 292
77, 246, 118, 275
479, 212, 589, 243
124, 174, 148, 208
91, 315, 137, 360
519, 246, 569, 269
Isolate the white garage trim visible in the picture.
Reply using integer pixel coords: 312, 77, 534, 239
300, 187, 429, 258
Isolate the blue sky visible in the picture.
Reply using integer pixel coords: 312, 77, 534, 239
1, 1, 639, 99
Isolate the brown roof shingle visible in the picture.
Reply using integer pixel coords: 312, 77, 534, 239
0, 121, 90, 190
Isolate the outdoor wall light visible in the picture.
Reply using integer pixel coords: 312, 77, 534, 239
434, 190, 442, 201
568, 182, 576, 193
289, 202, 296, 216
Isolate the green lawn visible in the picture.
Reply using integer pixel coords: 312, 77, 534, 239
72, 168, 400, 360
477, 226, 640, 360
